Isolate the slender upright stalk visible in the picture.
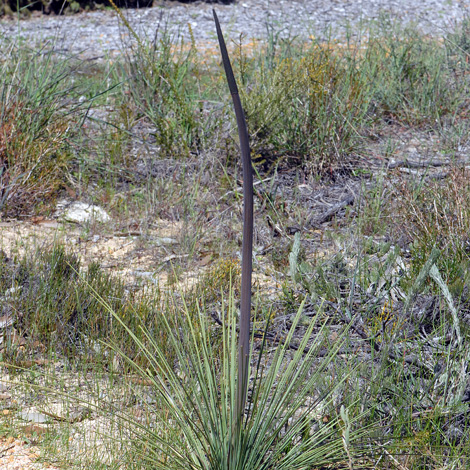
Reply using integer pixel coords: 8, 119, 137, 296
213, 9, 253, 430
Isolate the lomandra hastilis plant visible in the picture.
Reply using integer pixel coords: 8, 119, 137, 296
213, 9, 253, 434
93, 8, 369, 470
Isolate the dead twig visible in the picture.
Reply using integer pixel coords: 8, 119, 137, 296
374, 441, 411, 470
388, 159, 461, 169
308, 193, 355, 226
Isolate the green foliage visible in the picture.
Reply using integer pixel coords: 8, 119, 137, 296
362, 19, 469, 125
88, 14, 470, 180
0, 45, 82, 216
358, 173, 388, 236
237, 40, 371, 171
390, 168, 470, 286
118, 26, 218, 158
107, 292, 365, 470
0, 246, 166, 367
446, 15, 470, 58
2, 12, 470, 468
194, 257, 241, 307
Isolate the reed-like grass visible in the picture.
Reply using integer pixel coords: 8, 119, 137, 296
0, 42, 83, 216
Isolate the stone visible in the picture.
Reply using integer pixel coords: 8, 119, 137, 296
18, 411, 51, 424
56, 200, 110, 224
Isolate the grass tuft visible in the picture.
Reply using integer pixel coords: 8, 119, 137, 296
0, 44, 84, 216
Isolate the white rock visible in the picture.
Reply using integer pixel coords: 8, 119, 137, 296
57, 200, 110, 224
18, 411, 51, 423
155, 237, 178, 246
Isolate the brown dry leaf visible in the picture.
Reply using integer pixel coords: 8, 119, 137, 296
21, 425, 46, 438
199, 254, 213, 266
127, 377, 153, 386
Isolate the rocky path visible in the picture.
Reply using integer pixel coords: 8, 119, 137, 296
0, 0, 468, 61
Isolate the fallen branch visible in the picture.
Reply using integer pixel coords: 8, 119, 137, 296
308, 193, 355, 226
326, 301, 435, 378
425, 171, 449, 181
210, 310, 362, 357
388, 159, 460, 169
374, 441, 411, 470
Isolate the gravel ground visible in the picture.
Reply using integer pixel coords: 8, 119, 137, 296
0, 0, 468, 60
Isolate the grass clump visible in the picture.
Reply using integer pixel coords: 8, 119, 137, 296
107, 292, 364, 470
0, 45, 83, 216
362, 18, 470, 126
0, 245, 166, 367
389, 168, 470, 288
118, 25, 218, 159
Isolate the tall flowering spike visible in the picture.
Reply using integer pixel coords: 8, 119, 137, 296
213, 9, 254, 426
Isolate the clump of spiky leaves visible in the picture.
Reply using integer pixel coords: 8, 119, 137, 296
104, 291, 363, 470
0, 42, 82, 216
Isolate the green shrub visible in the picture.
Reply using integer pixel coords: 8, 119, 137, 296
362, 21, 469, 125
238, 41, 371, 172
117, 27, 219, 159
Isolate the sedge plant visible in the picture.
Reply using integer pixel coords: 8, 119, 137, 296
104, 289, 361, 470
83, 9, 368, 470
213, 9, 253, 438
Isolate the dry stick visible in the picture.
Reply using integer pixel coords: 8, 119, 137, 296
329, 301, 435, 378
213, 10, 254, 429
388, 159, 460, 169
308, 193, 355, 226
374, 441, 411, 470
